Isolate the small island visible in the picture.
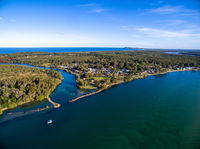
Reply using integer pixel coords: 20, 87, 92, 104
0, 64, 62, 114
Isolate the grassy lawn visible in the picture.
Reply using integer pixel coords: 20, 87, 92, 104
90, 77, 110, 81
80, 85, 97, 90
41, 63, 52, 67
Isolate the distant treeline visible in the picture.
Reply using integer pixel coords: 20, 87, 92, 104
5, 50, 200, 68
3, 50, 200, 89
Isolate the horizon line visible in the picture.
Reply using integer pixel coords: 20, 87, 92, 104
0, 47, 199, 50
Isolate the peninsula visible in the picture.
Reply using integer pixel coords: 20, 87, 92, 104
0, 64, 62, 114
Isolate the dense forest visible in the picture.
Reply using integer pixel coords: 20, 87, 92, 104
0, 64, 62, 114
6, 50, 200, 68
2, 50, 199, 90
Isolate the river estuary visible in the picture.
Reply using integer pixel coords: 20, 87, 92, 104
0, 64, 200, 149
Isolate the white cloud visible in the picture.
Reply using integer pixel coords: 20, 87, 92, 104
151, 6, 184, 14
121, 25, 136, 30
165, 19, 186, 26
89, 8, 105, 13
121, 27, 200, 49
79, 3, 105, 13
149, 5, 199, 15
135, 27, 190, 37
122, 25, 200, 38
135, 27, 199, 38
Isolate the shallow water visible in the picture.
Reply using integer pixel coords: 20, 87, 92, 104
0, 70, 200, 149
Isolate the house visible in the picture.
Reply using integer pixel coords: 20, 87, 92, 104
59, 65, 68, 69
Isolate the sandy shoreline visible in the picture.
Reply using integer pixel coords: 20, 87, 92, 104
47, 97, 61, 108
68, 80, 125, 103
68, 89, 104, 103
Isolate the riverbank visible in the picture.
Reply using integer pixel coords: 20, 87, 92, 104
0, 100, 41, 115
68, 68, 199, 103
0, 96, 61, 116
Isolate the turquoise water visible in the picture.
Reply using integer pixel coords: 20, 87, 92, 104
0, 69, 200, 149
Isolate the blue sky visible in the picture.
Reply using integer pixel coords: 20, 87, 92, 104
0, 0, 200, 48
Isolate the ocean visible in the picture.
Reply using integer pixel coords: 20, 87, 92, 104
0, 47, 138, 54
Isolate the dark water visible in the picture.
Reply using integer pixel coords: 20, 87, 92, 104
0, 68, 200, 149
0, 47, 137, 54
